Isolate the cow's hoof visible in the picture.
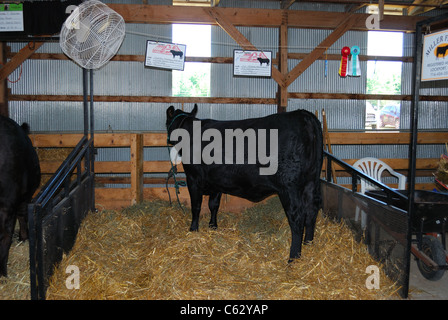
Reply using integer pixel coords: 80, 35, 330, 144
288, 256, 301, 264
189, 227, 199, 232
208, 224, 217, 230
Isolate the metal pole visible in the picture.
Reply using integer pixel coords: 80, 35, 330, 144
82, 68, 88, 138
89, 69, 95, 210
405, 21, 423, 300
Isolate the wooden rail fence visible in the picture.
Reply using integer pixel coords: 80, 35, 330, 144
30, 131, 448, 211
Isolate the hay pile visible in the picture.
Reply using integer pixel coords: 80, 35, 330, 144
0, 237, 30, 300
46, 197, 399, 300
36, 147, 73, 187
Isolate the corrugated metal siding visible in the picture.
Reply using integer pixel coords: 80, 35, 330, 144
210, 24, 278, 120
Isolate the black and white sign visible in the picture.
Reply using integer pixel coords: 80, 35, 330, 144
145, 40, 186, 71
422, 29, 448, 81
233, 50, 272, 77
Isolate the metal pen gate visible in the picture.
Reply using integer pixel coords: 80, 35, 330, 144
321, 151, 411, 298
28, 69, 95, 300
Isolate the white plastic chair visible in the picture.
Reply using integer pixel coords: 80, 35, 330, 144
353, 157, 406, 193
353, 157, 406, 228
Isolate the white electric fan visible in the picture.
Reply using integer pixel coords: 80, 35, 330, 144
60, 0, 125, 69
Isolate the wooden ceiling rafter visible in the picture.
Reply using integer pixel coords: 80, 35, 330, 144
108, 4, 425, 31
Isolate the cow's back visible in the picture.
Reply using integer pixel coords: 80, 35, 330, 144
184, 109, 323, 202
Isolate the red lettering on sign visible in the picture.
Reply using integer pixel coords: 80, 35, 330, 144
240, 51, 268, 63
152, 44, 182, 55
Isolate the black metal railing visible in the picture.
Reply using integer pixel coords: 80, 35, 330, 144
322, 150, 412, 298
28, 136, 95, 300
323, 150, 409, 204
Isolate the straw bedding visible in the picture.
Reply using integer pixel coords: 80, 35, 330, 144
45, 197, 399, 300
0, 237, 30, 300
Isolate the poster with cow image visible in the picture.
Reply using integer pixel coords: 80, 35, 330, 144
422, 29, 448, 81
145, 40, 186, 71
233, 50, 272, 77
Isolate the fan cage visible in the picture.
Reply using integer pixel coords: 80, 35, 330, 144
60, 0, 126, 69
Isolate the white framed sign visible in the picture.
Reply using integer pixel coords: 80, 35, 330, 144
233, 50, 272, 77
422, 29, 448, 81
0, 3, 24, 32
145, 40, 186, 71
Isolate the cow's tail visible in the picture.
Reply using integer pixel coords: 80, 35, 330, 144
309, 112, 323, 210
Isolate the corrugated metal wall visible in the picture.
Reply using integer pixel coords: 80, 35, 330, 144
6, 0, 447, 188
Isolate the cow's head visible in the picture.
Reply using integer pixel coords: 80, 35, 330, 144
166, 104, 198, 145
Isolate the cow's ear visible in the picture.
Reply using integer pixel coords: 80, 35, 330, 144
191, 104, 198, 117
167, 106, 175, 118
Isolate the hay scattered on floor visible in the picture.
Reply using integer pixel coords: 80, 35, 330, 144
0, 237, 30, 300
46, 197, 399, 300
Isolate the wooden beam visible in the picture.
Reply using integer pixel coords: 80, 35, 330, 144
285, 14, 359, 87
0, 43, 8, 117
130, 134, 144, 205
30, 131, 448, 149
10, 92, 448, 103
10, 94, 277, 104
204, 7, 285, 87
107, 4, 425, 31
288, 92, 448, 101
0, 41, 43, 82
21, 52, 415, 63
277, 11, 288, 112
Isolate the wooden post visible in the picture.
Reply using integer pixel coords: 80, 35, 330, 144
130, 133, 143, 205
0, 42, 8, 117
277, 11, 288, 113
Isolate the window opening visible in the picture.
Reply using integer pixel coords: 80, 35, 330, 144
366, 31, 403, 130
172, 24, 211, 97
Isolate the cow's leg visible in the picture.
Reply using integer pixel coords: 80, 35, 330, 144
17, 202, 28, 241
304, 180, 321, 244
278, 188, 306, 262
188, 187, 203, 232
0, 208, 15, 277
208, 192, 222, 230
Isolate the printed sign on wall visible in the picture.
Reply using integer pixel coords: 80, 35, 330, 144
0, 4, 24, 32
422, 29, 448, 81
145, 40, 186, 71
233, 50, 272, 77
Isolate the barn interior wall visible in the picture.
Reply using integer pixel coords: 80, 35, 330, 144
5, 0, 448, 193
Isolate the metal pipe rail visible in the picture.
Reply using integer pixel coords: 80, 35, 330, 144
323, 150, 408, 205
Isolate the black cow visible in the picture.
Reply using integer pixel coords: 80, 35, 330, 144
257, 57, 270, 66
436, 44, 448, 58
0, 116, 41, 277
166, 104, 323, 262
170, 50, 183, 59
